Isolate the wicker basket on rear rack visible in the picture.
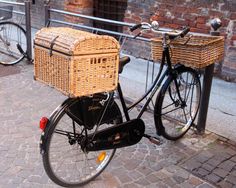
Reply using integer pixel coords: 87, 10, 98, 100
34, 27, 120, 98
151, 35, 224, 69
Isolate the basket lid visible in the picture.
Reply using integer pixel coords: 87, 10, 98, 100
34, 27, 120, 55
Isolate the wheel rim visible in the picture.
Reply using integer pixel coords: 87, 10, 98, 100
0, 22, 26, 65
45, 111, 116, 186
161, 70, 201, 138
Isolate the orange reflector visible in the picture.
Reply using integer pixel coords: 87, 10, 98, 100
39, 117, 48, 131
96, 152, 106, 164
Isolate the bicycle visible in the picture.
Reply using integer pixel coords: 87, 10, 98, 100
39, 21, 201, 187
0, 5, 28, 65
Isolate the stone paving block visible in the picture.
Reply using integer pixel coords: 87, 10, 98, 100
214, 152, 232, 161
196, 168, 210, 177
232, 170, 236, 177
217, 180, 233, 188
197, 183, 216, 188
213, 167, 229, 178
162, 177, 176, 187
194, 154, 211, 163
123, 183, 140, 188
205, 173, 222, 183
225, 147, 236, 156
206, 158, 222, 167
226, 175, 236, 185
172, 175, 186, 184
127, 170, 143, 180
179, 181, 197, 188
145, 173, 160, 183
123, 159, 140, 171
151, 169, 171, 180
201, 163, 216, 172
136, 166, 153, 176
181, 160, 202, 171
134, 177, 151, 186
218, 160, 236, 172
188, 176, 204, 186
231, 156, 236, 163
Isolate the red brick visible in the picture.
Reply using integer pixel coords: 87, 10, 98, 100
174, 19, 189, 26
174, 6, 186, 13
196, 17, 206, 24
230, 12, 236, 20
156, 16, 170, 22
186, 7, 200, 14
209, 10, 224, 18
221, 19, 230, 27
131, 15, 142, 22
164, 23, 180, 29
232, 35, 236, 40
191, 28, 209, 34
188, 21, 196, 27
124, 18, 135, 23
183, 14, 197, 21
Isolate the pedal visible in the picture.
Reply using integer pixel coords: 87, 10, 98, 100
144, 134, 162, 145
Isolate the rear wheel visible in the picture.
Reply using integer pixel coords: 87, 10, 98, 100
0, 21, 27, 65
42, 99, 122, 187
154, 66, 201, 140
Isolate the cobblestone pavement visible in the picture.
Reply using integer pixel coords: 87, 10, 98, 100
0, 64, 236, 188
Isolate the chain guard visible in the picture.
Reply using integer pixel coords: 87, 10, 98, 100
86, 119, 145, 151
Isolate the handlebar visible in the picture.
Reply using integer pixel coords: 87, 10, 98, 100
130, 21, 190, 39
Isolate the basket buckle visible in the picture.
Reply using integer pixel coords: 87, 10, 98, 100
49, 35, 59, 57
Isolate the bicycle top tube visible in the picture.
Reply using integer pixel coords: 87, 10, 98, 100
120, 21, 190, 114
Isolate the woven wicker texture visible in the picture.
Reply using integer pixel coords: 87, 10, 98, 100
151, 35, 224, 68
34, 27, 119, 55
34, 27, 120, 97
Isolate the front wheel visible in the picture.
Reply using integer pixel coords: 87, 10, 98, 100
154, 66, 201, 140
42, 98, 122, 187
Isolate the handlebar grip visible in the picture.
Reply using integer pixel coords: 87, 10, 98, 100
180, 27, 190, 38
130, 24, 142, 32
32, 0, 35, 4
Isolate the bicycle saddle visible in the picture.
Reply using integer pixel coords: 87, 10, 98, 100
119, 56, 130, 74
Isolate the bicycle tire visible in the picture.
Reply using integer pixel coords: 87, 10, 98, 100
42, 98, 122, 187
154, 66, 201, 140
0, 21, 27, 65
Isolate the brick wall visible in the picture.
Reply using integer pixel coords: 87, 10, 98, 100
64, 0, 93, 25
123, 0, 236, 81
15, 0, 236, 81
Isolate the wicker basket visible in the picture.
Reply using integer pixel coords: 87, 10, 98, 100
151, 35, 224, 68
34, 27, 120, 97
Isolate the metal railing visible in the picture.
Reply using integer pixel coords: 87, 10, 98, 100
0, 0, 32, 60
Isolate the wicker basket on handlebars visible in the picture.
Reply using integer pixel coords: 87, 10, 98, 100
34, 27, 120, 98
151, 35, 224, 68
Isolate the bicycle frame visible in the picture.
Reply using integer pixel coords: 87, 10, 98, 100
117, 43, 176, 121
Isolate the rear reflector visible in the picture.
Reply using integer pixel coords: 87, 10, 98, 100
40, 117, 48, 131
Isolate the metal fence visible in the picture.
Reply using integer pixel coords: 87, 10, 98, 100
0, 0, 32, 60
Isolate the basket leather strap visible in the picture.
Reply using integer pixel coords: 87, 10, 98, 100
49, 35, 59, 57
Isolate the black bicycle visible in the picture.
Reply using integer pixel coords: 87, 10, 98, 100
39, 21, 201, 187
0, 5, 28, 65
